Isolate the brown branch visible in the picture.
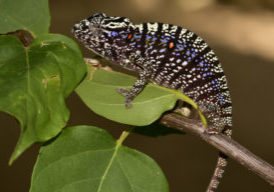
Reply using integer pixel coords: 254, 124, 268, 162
159, 113, 274, 186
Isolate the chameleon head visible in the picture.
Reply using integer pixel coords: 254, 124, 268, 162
72, 13, 134, 57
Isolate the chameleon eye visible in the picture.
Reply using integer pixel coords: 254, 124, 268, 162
127, 33, 133, 40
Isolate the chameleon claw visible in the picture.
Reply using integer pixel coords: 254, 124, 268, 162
125, 98, 133, 109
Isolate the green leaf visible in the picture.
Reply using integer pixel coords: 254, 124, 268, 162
0, 34, 86, 164
0, 0, 50, 36
76, 66, 177, 126
76, 65, 207, 126
30, 125, 169, 192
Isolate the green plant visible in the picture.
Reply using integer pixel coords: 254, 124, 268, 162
0, 0, 202, 191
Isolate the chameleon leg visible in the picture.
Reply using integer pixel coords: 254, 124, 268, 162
117, 69, 151, 108
198, 102, 223, 134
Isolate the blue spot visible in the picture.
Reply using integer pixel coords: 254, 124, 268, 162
191, 53, 196, 57
176, 44, 184, 50
159, 48, 166, 53
146, 35, 152, 40
130, 42, 136, 47
199, 61, 204, 66
109, 31, 118, 37
186, 50, 190, 55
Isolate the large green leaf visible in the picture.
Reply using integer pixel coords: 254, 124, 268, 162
0, 0, 50, 36
0, 34, 86, 164
76, 65, 207, 126
30, 125, 169, 192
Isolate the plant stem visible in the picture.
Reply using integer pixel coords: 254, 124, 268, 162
117, 127, 133, 145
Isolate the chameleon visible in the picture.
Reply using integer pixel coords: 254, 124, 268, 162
72, 13, 233, 192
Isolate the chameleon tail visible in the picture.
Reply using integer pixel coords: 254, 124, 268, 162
206, 153, 228, 192
206, 125, 232, 192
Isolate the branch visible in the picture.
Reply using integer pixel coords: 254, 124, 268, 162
159, 113, 274, 186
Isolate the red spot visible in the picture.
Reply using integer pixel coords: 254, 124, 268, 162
169, 42, 174, 48
127, 33, 133, 39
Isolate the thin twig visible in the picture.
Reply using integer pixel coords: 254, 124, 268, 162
159, 113, 274, 186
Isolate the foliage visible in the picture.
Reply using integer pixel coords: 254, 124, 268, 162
0, 0, 204, 191
30, 126, 168, 192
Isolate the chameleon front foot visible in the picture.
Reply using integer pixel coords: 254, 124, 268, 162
117, 88, 134, 109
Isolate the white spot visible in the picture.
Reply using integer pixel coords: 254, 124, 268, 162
182, 61, 188, 66
194, 37, 203, 44
147, 23, 158, 32
162, 24, 169, 31
84, 20, 90, 26
173, 69, 179, 73
179, 28, 187, 38
170, 26, 177, 34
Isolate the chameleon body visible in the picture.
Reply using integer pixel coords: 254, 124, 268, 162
72, 13, 232, 192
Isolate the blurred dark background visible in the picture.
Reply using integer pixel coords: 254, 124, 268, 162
1, 0, 274, 191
